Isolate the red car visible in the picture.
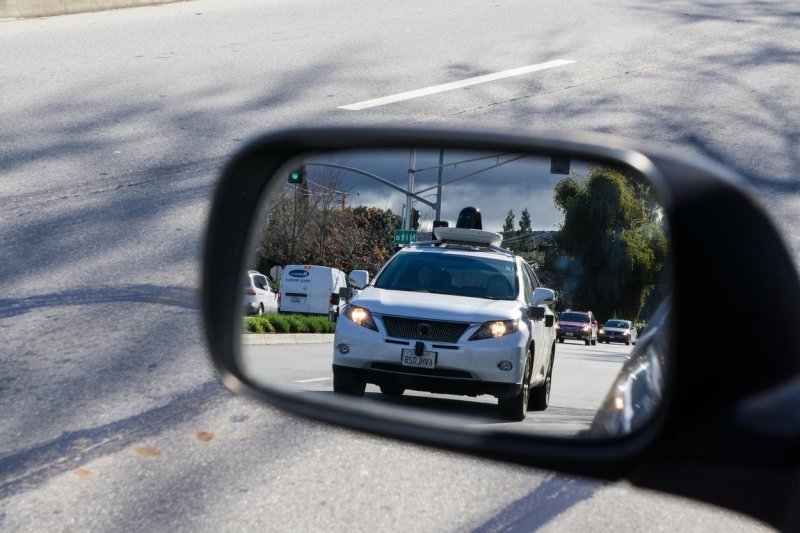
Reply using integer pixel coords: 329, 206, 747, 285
556, 310, 598, 345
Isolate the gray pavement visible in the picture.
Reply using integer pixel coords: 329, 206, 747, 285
0, 0, 187, 19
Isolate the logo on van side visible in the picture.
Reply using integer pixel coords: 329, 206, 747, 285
288, 270, 310, 278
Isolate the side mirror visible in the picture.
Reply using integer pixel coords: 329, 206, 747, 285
348, 270, 369, 289
330, 293, 341, 306
203, 127, 800, 530
527, 306, 545, 320
545, 315, 554, 328
338, 287, 353, 301
531, 287, 556, 307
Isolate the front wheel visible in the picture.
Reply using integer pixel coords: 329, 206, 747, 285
379, 384, 405, 396
498, 357, 532, 421
333, 373, 365, 397
529, 347, 554, 411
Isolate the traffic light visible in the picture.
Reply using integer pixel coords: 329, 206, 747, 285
550, 157, 570, 175
411, 208, 420, 230
288, 165, 306, 185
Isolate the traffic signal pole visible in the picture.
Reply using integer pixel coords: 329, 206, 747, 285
405, 149, 416, 230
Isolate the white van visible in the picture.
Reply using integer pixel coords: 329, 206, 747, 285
278, 265, 349, 315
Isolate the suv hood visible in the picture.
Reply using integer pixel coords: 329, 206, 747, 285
353, 287, 521, 323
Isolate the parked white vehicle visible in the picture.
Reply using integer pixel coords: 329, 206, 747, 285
278, 265, 349, 315
244, 270, 279, 315
332, 226, 558, 421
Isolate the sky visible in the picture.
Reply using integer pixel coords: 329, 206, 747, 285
288, 148, 597, 232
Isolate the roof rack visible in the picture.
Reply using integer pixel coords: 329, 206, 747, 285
409, 239, 515, 257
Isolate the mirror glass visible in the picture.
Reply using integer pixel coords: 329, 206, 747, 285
238, 147, 670, 439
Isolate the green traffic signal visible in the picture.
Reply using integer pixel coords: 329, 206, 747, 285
288, 166, 306, 184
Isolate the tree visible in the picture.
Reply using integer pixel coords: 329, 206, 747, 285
516, 208, 533, 252
254, 183, 402, 279
553, 166, 667, 320
518, 208, 532, 235
501, 209, 516, 248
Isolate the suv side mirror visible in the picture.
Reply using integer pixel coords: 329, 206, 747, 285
527, 307, 545, 320
531, 287, 555, 306
348, 270, 369, 289
338, 287, 353, 301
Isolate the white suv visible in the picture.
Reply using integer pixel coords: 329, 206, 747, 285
332, 227, 557, 421
244, 270, 278, 315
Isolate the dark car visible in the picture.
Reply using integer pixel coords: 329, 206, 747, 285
555, 310, 598, 345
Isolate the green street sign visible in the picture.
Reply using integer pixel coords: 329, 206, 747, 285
394, 229, 418, 245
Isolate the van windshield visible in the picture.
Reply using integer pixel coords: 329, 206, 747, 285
374, 252, 517, 300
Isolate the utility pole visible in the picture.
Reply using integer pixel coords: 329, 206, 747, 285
405, 148, 416, 230
435, 148, 444, 222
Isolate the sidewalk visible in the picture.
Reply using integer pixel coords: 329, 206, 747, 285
0, 0, 187, 18
242, 333, 335, 346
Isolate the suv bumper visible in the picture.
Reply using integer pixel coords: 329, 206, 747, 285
333, 364, 523, 399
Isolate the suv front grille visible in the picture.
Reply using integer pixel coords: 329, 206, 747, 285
381, 316, 469, 343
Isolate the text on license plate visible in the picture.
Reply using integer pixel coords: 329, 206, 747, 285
290, 296, 301, 303
401, 349, 436, 369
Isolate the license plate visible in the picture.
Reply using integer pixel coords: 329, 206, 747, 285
290, 296, 301, 303
401, 349, 436, 369
565, 332, 573, 337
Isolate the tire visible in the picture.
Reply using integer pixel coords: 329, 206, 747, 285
625, 339, 631, 346
498, 356, 532, 421
585, 338, 591, 346
333, 374, 365, 397
558, 337, 564, 344
379, 384, 405, 396
591, 337, 597, 346
256, 304, 264, 316
529, 347, 554, 411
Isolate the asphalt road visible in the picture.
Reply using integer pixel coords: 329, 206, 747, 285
2, 0, 797, 531
240, 339, 628, 437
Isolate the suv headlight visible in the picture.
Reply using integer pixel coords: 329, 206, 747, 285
469, 320, 518, 341
343, 305, 378, 331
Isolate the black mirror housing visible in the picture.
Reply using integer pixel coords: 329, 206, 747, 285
202, 127, 800, 531
527, 306, 545, 320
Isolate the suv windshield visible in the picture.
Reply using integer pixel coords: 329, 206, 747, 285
375, 252, 517, 300
559, 312, 590, 323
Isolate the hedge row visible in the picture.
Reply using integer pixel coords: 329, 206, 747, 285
244, 313, 336, 334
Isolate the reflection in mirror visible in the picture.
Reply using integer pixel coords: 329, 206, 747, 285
238, 148, 670, 439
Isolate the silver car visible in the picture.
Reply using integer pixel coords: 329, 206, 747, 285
599, 319, 638, 345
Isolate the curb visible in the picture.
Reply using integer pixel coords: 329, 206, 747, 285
0, 0, 188, 19
242, 333, 335, 346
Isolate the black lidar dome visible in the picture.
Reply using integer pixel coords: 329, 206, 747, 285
456, 207, 482, 230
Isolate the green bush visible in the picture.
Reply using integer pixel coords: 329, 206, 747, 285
306, 316, 335, 333
285, 314, 307, 333
269, 314, 293, 333
244, 313, 336, 334
244, 316, 275, 333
